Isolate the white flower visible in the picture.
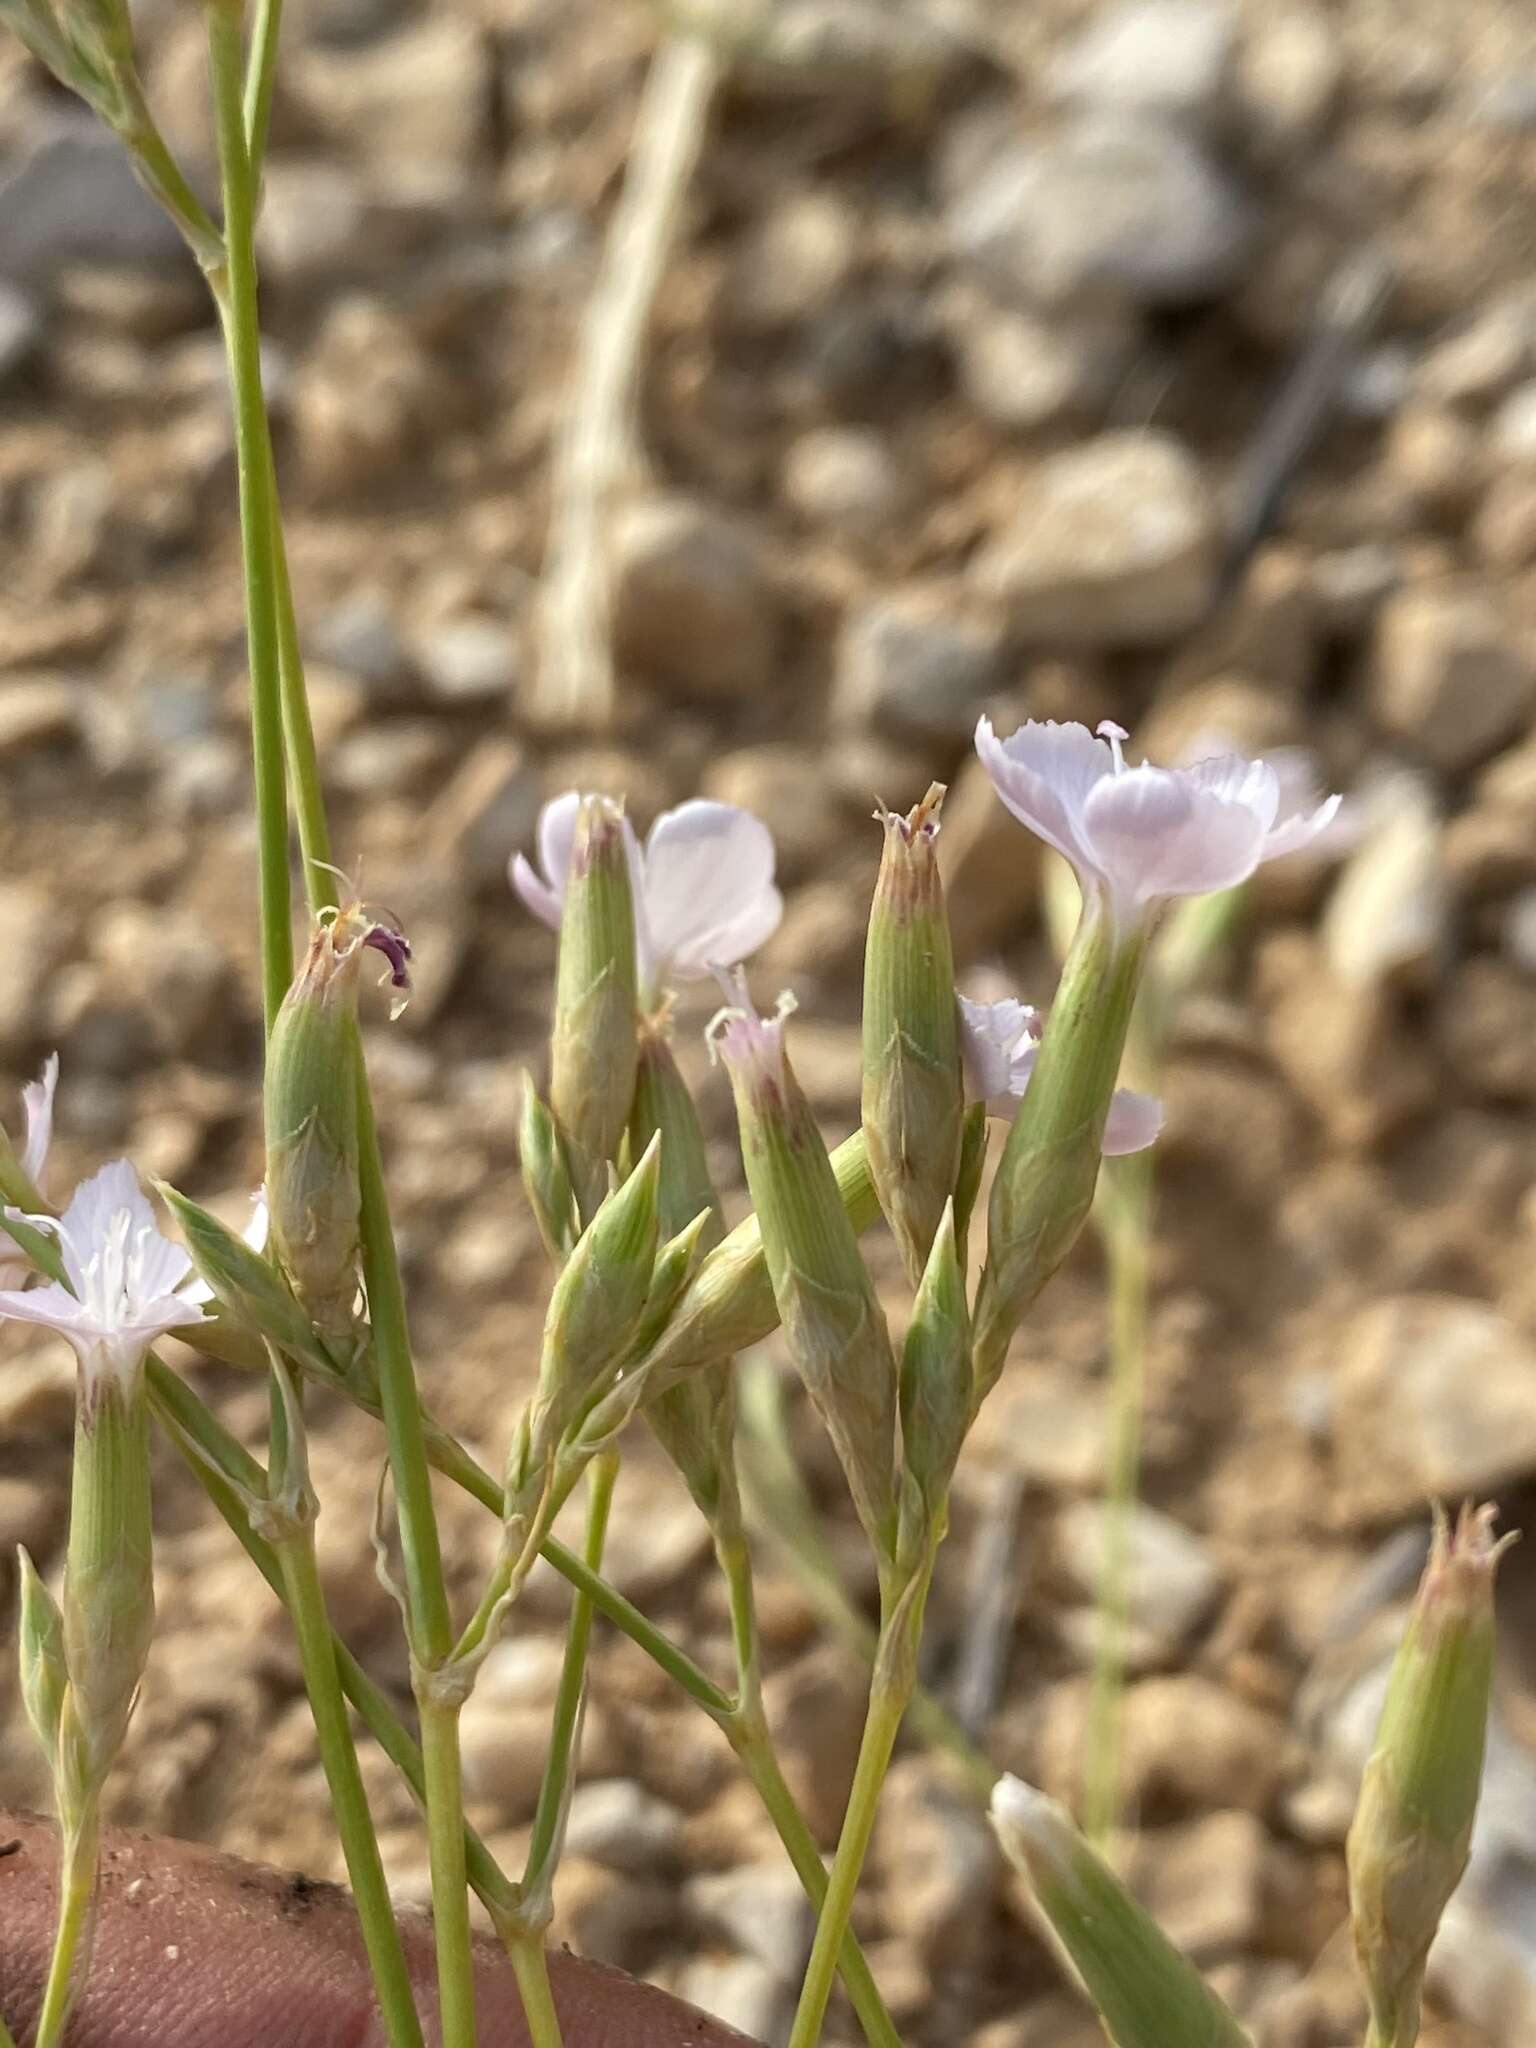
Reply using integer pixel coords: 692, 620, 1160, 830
0, 1054, 58, 1290
512, 793, 784, 1006
0, 1160, 206, 1394
974, 717, 1343, 933
958, 994, 1163, 1155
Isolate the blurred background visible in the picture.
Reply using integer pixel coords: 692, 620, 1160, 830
2, 0, 1536, 2040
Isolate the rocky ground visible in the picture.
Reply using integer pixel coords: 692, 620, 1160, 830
2, 0, 1536, 2040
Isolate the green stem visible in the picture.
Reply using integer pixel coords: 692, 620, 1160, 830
718, 1527, 762, 1723
1083, 1153, 1152, 1850
207, 5, 291, 1030
144, 1360, 517, 1922
727, 1722, 902, 2048
242, 0, 283, 170
270, 508, 335, 906
508, 1936, 566, 2048
784, 1673, 913, 2048
275, 1525, 426, 2048
419, 1696, 477, 2048
355, 1079, 476, 2048
33, 1809, 99, 2048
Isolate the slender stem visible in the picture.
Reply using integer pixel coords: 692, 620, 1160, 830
784, 1676, 912, 2048
275, 1523, 426, 2048
242, 0, 283, 170
270, 508, 335, 906
508, 1937, 566, 2048
355, 1077, 476, 2048
419, 1697, 476, 2048
207, 5, 291, 1029
718, 1527, 762, 1722
1083, 1151, 1152, 1850
144, 1360, 517, 1921
33, 1810, 99, 2048
726, 1723, 902, 2048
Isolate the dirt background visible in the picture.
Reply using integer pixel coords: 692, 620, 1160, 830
3, 0, 1536, 2040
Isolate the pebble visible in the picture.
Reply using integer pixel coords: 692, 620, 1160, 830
314, 590, 415, 699
256, 162, 373, 289
950, 298, 1132, 432
0, 125, 188, 283
1047, 0, 1239, 134
1437, 957, 1536, 1103
1238, 9, 1344, 154
550, 1854, 672, 1969
1417, 289, 1536, 407
412, 615, 521, 704
833, 586, 1006, 738
599, 1486, 713, 1603
1130, 1808, 1268, 1960
1490, 379, 1536, 465
947, 115, 1251, 311
1055, 1500, 1223, 1662
0, 677, 81, 758
782, 427, 909, 539
1371, 582, 1536, 772
764, 1646, 868, 1842
1331, 1296, 1536, 1521
0, 886, 72, 1058
874, 1760, 999, 1970
0, 282, 42, 388
563, 1779, 685, 1875
974, 432, 1218, 645
292, 297, 438, 493
686, 1860, 812, 1982
671, 1957, 787, 2043
291, 17, 493, 200
1321, 772, 1447, 991
422, 737, 541, 888
723, 191, 858, 332
612, 496, 778, 701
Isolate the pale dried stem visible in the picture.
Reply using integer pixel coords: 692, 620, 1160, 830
531, 31, 722, 731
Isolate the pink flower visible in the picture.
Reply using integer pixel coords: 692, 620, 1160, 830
512, 794, 783, 1006
0, 1160, 206, 1393
0, 1055, 58, 1290
958, 994, 1162, 1155
974, 717, 1343, 933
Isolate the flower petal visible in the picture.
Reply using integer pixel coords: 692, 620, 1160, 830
974, 718, 1113, 879
1081, 764, 1270, 913
0, 1280, 91, 1337
642, 801, 782, 983
20, 1054, 58, 1187
958, 994, 1041, 1108
1102, 1089, 1164, 1155
1264, 789, 1346, 860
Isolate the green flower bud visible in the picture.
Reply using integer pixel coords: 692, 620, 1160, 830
971, 904, 1145, 1405
643, 1129, 881, 1390
154, 1181, 342, 1385
550, 795, 640, 1221
898, 1201, 969, 1561
712, 989, 898, 1564
535, 1135, 662, 1440
991, 1775, 1251, 2048
17, 1546, 67, 1769
862, 787, 964, 1285
627, 1023, 740, 1525
63, 1377, 154, 1790
1348, 1503, 1510, 2048
519, 1073, 580, 1265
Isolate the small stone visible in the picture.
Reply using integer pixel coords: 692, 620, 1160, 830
328, 722, 458, 798
599, 1486, 712, 1603
764, 1646, 867, 1842
782, 427, 909, 539
1437, 957, 1536, 1102
686, 1861, 812, 1982
1056, 1500, 1223, 1661
873, 1759, 999, 1970
314, 590, 414, 698
1238, 8, 1344, 154
723, 191, 857, 331
550, 1855, 672, 1969
1382, 405, 1485, 519
291, 17, 493, 200
422, 737, 541, 887
670, 1958, 786, 2042
0, 886, 73, 1058
974, 432, 1217, 645
977, 1380, 1106, 1492
0, 677, 81, 757
0, 124, 187, 282
412, 615, 521, 704
1417, 290, 1536, 407
1371, 582, 1535, 772
1118, 1675, 1288, 1814
292, 298, 438, 494
0, 282, 42, 388
1260, 935, 1435, 1147
833, 586, 1006, 737
1490, 378, 1536, 465
1332, 1296, 1536, 1521
950, 298, 1133, 432
612, 496, 778, 700
1308, 544, 1405, 635
1130, 1809, 1268, 1960
563, 1779, 684, 1876
90, 903, 233, 1058
1321, 773, 1447, 991
1047, 0, 1239, 133
1503, 888, 1536, 973
947, 115, 1251, 311
1474, 471, 1536, 570
256, 162, 371, 287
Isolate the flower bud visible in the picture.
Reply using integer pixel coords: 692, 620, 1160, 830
712, 988, 898, 1564
862, 787, 964, 1285
63, 1376, 154, 1790
1347, 1503, 1510, 2048
643, 1130, 881, 1389
971, 904, 1145, 1405
535, 1135, 662, 1440
155, 1181, 339, 1384
519, 1073, 580, 1264
550, 795, 640, 1221
898, 1201, 969, 1561
991, 1775, 1250, 2048
17, 1546, 67, 1769
627, 1024, 740, 1524
265, 907, 408, 1341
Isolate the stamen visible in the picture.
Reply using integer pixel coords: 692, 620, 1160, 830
1096, 720, 1129, 774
